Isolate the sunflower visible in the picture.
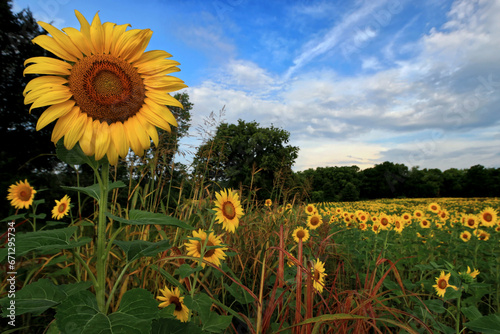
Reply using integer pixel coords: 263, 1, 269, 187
419, 218, 431, 229
264, 199, 272, 207
479, 207, 498, 227
474, 229, 490, 241
23, 11, 186, 165
51, 195, 71, 220
312, 258, 327, 293
438, 209, 449, 221
307, 214, 323, 230
459, 266, 480, 280
292, 227, 310, 243
378, 214, 391, 230
428, 202, 441, 214
460, 231, 472, 242
413, 209, 424, 219
304, 204, 318, 215
393, 219, 404, 233
157, 286, 189, 322
433, 271, 458, 298
372, 223, 381, 234
463, 214, 479, 229
7, 179, 36, 209
184, 229, 227, 267
213, 189, 244, 233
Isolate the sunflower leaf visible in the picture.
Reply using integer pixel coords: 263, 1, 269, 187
9, 226, 91, 258
56, 140, 98, 168
151, 318, 203, 334
0, 279, 92, 317
55, 288, 158, 334
106, 210, 193, 230
63, 181, 125, 201
465, 314, 500, 334
113, 240, 171, 262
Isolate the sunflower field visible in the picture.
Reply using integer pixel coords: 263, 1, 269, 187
2, 6, 500, 334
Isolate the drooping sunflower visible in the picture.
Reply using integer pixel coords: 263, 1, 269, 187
51, 195, 71, 220
213, 189, 244, 233
184, 229, 227, 267
459, 266, 480, 279
479, 207, 498, 227
157, 286, 189, 322
307, 214, 323, 230
460, 231, 472, 242
312, 258, 327, 293
23, 11, 186, 165
292, 227, 310, 243
7, 179, 36, 209
433, 271, 458, 298
474, 229, 490, 241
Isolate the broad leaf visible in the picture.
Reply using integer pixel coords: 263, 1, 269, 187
151, 318, 203, 334
113, 240, 171, 262
56, 140, 98, 168
63, 181, 125, 201
0, 279, 92, 317
184, 293, 232, 333
11, 226, 91, 257
465, 314, 500, 334
107, 210, 193, 230
56, 288, 158, 334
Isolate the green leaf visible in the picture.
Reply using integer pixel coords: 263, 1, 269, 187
465, 314, 500, 334
0, 279, 92, 317
106, 210, 193, 230
56, 140, 98, 168
175, 263, 203, 279
184, 293, 232, 333
56, 288, 158, 334
12, 226, 91, 257
151, 318, 203, 334
461, 305, 482, 321
113, 240, 172, 262
1, 214, 26, 222
423, 299, 446, 314
63, 181, 125, 201
224, 282, 252, 305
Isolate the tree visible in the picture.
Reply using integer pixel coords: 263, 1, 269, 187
193, 120, 299, 201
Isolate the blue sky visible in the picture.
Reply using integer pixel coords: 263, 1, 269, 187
13, 0, 500, 171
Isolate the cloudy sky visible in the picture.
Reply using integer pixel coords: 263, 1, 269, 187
13, 0, 500, 171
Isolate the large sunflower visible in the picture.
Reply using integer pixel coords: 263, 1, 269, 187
433, 271, 458, 298
184, 229, 227, 268
157, 286, 189, 322
307, 213, 323, 230
213, 189, 244, 233
23, 11, 186, 165
7, 180, 36, 209
51, 194, 71, 220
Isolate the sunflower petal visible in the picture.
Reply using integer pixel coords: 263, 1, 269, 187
145, 90, 184, 109
64, 107, 87, 149
102, 22, 116, 54
51, 106, 80, 143
136, 113, 159, 146
95, 122, 111, 160
133, 50, 173, 66
90, 12, 105, 54
38, 21, 82, 59
23, 76, 68, 96
123, 29, 153, 63
79, 118, 95, 156
36, 100, 75, 130
123, 118, 145, 156
28, 88, 73, 112
63, 27, 93, 56
32, 35, 78, 62
109, 122, 129, 158
140, 102, 173, 131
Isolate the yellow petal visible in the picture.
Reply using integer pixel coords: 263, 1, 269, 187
136, 113, 159, 146
24, 84, 70, 105
133, 50, 173, 66
123, 118, 144, 156
90, 12, 104, 54
113, 29, 141, 57
62, 27, 93, 56
144, 98, 178, 127
32, 35, 78, 62
64, 107, 86, 149
24, 63, 71, 76
23, 76, 68, 96
75, 10, 92, 47
51, 106, 80, 143
37, 21, 82, 59
145, 90, 184, 109
140, 103, 173, 131
36, 100, 75, 130
130, 116, 150, 150
95, 122, 111, 160
28, 87, 73, 112
146, 82, 188, 93
135, 59, 180, 75
106, 145, 119, 165
110, 23, 132, 55
122, 29, 153, 63
102, 22, 116, 54
79, 117, 95, 156
109, 122, 129, 158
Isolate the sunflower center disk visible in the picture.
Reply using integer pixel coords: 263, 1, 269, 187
169, 297, 183, 311
19, 190, 30, 201
69, 54, 145, 124
296, 231, 305, 239
58, 204, 67, 213
223, 202, 236, 220
484, 213, 492, 222
438, 279, 447, 289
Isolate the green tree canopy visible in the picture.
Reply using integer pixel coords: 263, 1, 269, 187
193, 119, 299, 200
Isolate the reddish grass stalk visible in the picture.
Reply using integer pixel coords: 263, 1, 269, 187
278, 224, 284, 316
295, 239, 303, 334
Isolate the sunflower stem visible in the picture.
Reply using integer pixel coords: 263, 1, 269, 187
96, 162, 110, 314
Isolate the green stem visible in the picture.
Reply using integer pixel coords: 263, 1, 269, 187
96, 163, 110, 314
105, 261, 132, 312
456, 292, 462, 334
73, 250, 98, 287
